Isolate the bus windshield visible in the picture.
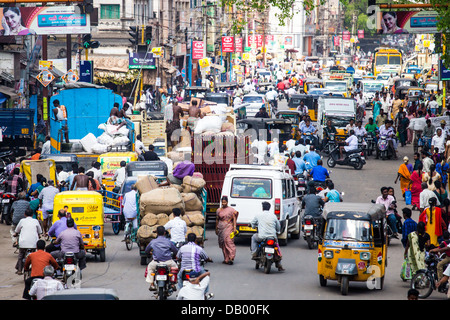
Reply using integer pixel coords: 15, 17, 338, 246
389, 55, 401, 65
324, 81, 347, 91
375, 55, 388, 66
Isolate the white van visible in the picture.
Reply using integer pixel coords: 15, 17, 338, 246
220, 164, 301, 246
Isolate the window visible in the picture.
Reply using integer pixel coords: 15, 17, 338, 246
230, 178, 272, 199
290, 180, 296, 198
282, 179, 287, 199
100, 4, 120, 19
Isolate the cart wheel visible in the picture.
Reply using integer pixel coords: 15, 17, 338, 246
112, 222, 120, 235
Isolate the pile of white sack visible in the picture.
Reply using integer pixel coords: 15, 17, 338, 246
80, 123, 130, 154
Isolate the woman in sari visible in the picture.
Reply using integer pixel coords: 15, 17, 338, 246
422, 163, 441, 191
436, 159, 449, 189
433, 180, 448, 207
408, 163, 423, 210
215, 196, 239, 265
404, 221, 429, 275
372, 99, 381, 121
419, 197, 445, 247
396, 156, 412, 198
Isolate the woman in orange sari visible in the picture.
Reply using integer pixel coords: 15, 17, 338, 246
215, 196, 239, 265
396, 156, 412, 197
419, 197, 446, 247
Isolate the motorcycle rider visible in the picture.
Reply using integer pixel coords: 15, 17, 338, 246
293, 151, 307, 176
307, 159, 329, 191
5, 167, 25, 196
429, 231, 450, 289
377, 120, 397, 160
323, 181, 343, 203
145, 226, 179, 291
301, 187, 325, 233
375, 186, 399, 238
338, 129, 358, 161
177, 232, 212, 290
265, 87, 278, 110
322, 119, 337, 150
46, 209, 77, 253
250, 202, 285, 272
52, 218, 87, 271
176, 271, 212, 300
299, 118, 318, 147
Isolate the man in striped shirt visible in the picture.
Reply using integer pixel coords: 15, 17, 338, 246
176, 233, 212, 290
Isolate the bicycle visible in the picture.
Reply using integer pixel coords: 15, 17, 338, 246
123, 217, 137, 251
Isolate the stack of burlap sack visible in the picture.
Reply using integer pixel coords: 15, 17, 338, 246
135, 171, 206, 246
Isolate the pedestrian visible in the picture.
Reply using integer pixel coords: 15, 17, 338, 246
13, 209, 42, 275
41, 136, 51, 154
215, 196, 239, 265
401, 207, 417, 248
404, 221, 428, 276
419, 197, 445, 247
422, 163, 441, 191
395, 156, 411, 198
433, 180, 448, 207
407, 288, 419, 300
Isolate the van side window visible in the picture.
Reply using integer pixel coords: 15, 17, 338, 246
282, 179, 287, 199
290, 180, 296, 198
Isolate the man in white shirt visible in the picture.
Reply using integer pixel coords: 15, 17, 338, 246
122, 185, 138, 235
14, 209, 42, 274
177, 271, 211, 300
380, 96, 390, 115
113, 161, 127, 192
135, 134, 147, 158
42, 136, 51, 155
419, 182, 440, 211
29, 265, 64, 300
38, 180, 59, 233
431, 128, 446, 155
339, 129, 358, 160
164, 208, 187, 244
86, 162, 103, 185
265, 87, 278, 102
428, 96, 439, 115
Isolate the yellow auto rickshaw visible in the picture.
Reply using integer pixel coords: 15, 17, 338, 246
98, 152, 138, 191
303, 78, 323, 94
53, 191, 106, 262
21, 159, 58, 191
318, 202, 387, 295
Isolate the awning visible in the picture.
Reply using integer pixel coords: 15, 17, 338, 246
0, 85, 18, 99
92, 56, 129, 73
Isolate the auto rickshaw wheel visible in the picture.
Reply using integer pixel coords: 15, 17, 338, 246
319, 275, 327, 287
340, 276, 349, 296
99, 249, 106, 262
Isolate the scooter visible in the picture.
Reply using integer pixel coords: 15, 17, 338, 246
327, 145, 365, 170
376, 135, 396, 160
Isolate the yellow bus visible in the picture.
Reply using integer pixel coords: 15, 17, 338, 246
373, 48, 402, 76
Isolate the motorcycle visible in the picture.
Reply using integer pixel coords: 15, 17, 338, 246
151, 263, 179, 300
376, 134, 396, 160
254, 237, 280, 274
327, 145, 365, 170
357, 135, 366, 158
277, 89, 285, 101
293, 173, 307, 199
56, 252, 80, 288
1, 193, 17, 225
322, 133, 337, 155
410, 253, 449, 299
302, 215, 322, 250
365, 132, 376, 156
269, 99, 278, 114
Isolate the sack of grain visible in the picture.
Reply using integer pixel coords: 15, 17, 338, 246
156, 213, 170, 226
182, 176, 206, 193
182, 193, 203, 212
170, 184, 183, 193
184, 211, 204, 226
140, 187, 184, 215
137, 224, 157, 239
135, 175, 159, 194
186, 225, 204, 239
141, 213, 158, 226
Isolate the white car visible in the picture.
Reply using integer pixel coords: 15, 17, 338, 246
376, 73, 391, 90
242, 93, 270, 117
220, 164, 301, 246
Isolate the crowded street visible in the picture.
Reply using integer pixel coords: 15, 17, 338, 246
0, 0, 450, 306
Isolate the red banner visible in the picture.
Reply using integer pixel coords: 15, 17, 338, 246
222, 36, 234, 53
265, 35, 274, 45
357, 30, 364, 39
256, 35, 263, 48
192, 41, 204, 60
334, 36, 340, 46
235, 37, 243, 53
342, 31, 351, 41
247, 35, 257, 47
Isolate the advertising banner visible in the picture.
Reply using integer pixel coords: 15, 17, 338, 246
222, 36, 234, 53
440, 59, 450, 81
342, 31, 351, 41
192, 41, 204, 60
247, 35, 257, 48
376, 10, 438, 34
235, 37, 243, 53
129, 52, 156, 69
0, 6, 90, 36
357, 30, 364, 39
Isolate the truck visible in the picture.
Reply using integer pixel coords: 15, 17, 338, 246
48, 84, 135, 165
317, 96, 356, 139
0, 108, 35, 151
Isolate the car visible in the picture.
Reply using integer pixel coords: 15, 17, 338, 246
42, 288, 119, 300
242, 93, 270, 117
221, 164, 301, 246
307, 88, 331, 96
375, 73, 391, 89
256, 68, 272, 82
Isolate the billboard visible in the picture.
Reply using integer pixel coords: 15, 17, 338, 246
129, 52, 155, 70
0, 6, 90, 36
192, 41, 204, 60
222, 36, 234, 53
376, 10, 438, 34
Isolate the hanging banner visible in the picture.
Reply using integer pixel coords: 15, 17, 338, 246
0, 6, 90, 36
199, 58, 210, 69
333, 36, 340, 46
357, 30, 364, 39
256, 35, 263, 48
342, 31, 351, 41
235, 37, 243, 53
247, 35, 257, 48
222, 36, 234, 53
376, 11, 439, 34
192, 41, 204, 60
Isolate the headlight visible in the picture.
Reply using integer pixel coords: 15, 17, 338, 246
324, 250, 334, 259
360, 252, 371, 261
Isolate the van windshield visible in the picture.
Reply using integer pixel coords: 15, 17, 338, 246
324, 218, 372, 242
231, 178, 272, 199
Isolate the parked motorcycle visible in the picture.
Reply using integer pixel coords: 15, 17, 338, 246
410, 253, 449, 299
327, 145, 365, 170
1, 193, 17, 225
254, 237, 280, 274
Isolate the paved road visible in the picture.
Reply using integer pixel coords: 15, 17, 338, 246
0, 100, 446, 300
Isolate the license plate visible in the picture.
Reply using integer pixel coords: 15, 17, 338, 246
361, 157, 365, 161
2, 199, 9, 204
64, 264, 75, 271
298, 187, 305, 191
156, 275, 167, 281
265, 247, 275, 254
239, 226, 257, 232
304, 225, 314, 230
